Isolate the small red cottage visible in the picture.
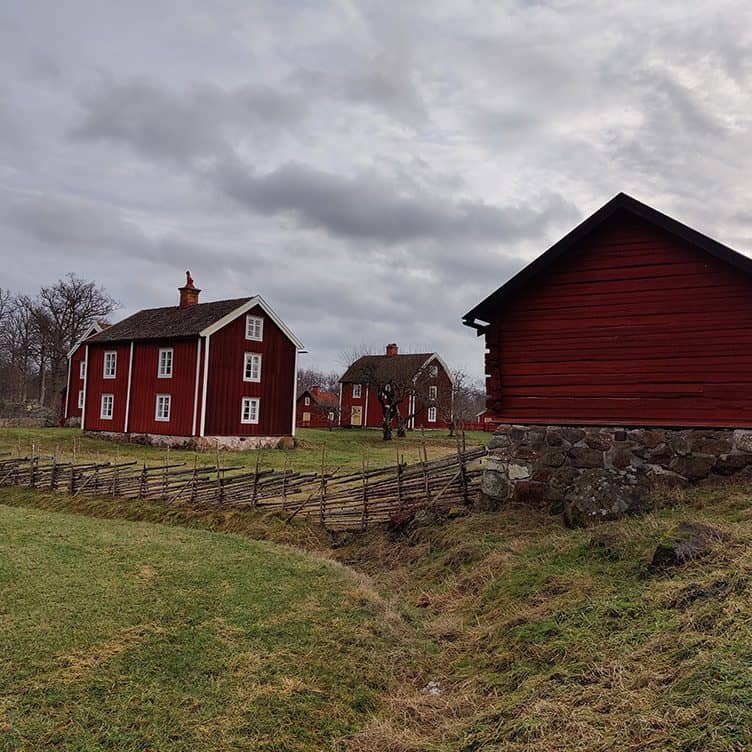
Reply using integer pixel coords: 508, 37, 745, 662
62, 321, 107, 426
68, 273, 304, 447
339, 344, 453, 430
296, 386, 339, 428
463, 192, 752, 428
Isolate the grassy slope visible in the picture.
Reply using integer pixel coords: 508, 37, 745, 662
5, 479, 752, 750
0, 503, 414, 752
0, 426, 489, 475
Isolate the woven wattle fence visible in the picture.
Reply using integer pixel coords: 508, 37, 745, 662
0, 446, 487, 531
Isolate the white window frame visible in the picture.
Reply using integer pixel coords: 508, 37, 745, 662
304, 396, 310, 406
241, 396, 260, 424
352, 384, 362, 399
158, 348, 174, 379
243, 352, 262, 382
79, 361, 86, 379
155, 394, 171, 422
245, 315, 264, 341
429, 365, 438, 378
100, 394, 114, 420
429, 385, 438, 401
103, 351, 117, 379
328, 410, 335, 421
78, 389, 84, 409
428, 406, 437, 423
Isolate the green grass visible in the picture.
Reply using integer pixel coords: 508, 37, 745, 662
0, 503, 414, 751
0, 426, 489, 475
6, 474, 752, 750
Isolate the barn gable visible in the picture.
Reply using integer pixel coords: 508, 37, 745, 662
464, 193, 752, 428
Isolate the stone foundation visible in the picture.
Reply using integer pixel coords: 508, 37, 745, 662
482, 424, 752, 523
84, 431, 295, 450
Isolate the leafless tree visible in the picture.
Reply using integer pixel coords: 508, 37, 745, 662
296, 367, 340, 398
435, 369, 485, 436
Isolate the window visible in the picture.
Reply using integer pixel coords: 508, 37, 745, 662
79, 361, 86, 379
100, 394, 114, 420
78, 390, 84, 409
428, 406, 437, 423
352, 384, 362, 398
429, 365, 438, 378
304, 396, 310, 406
243, 352, 262, 382
155, 394, 171, 422
245, 315, 263, 341
158, 348, 173, 378
429, 386, 438, 400
328, 411, 335, 421
241, 397, 260, 424
103, 351, 117, 379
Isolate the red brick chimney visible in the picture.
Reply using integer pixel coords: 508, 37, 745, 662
385, 343, 399, 356
311, 385, 321, 397
178, 270, 201, 308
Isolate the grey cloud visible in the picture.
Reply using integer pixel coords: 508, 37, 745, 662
70, 78, 308, 162
211, 160, 579, 244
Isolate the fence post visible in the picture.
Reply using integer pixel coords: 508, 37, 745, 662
457, 438, 469, 506
421, 437, 431, 505
319, 446, 327, 526
360, 451, 369, 530
396, 451, 404, 511
252, 447, 261, 508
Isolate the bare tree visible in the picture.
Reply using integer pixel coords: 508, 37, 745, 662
297, 367, 340, 398
435, 369, 485, 436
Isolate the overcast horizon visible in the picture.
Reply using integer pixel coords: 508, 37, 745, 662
3, 1, 752, 378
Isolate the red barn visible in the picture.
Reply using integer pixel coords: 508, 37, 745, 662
62, 321, 107, 426
74, 274, 304, 447
463, 192, 752, 428
339, 344, 453, 430
296, 386, 339, 428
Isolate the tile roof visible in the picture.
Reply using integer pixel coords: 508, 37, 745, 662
87, 297, 251, 343
340, 353, 435, 383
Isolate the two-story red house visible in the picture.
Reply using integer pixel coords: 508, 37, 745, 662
62, 321, 107, 426
71, 273, 304, 447
339, 344, 453, 430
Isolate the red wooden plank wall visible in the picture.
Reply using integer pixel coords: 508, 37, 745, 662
486, 213, 752, 427
204, 305, 296, 436
83, 343, 131, 432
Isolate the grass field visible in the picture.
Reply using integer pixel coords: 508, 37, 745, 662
0, 503, 413, 751
0, 426, 489, 475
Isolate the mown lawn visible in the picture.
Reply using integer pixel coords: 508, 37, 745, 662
0, 426, 489, 475
0, 504, 413, 752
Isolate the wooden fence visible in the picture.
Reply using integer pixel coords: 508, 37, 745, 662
0, 446, 487, 531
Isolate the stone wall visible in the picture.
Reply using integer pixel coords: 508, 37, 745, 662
83, 431, 295, 450
481, 424, 752, 524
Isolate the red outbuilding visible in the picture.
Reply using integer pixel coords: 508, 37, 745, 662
463, 192, 752, 428
296, 386, 339, 429
62, 321, 107, 426
339, 344, 453, 430
71, 273, 304, 447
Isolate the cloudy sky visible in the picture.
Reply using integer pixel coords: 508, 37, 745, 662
2, 1, 752, 378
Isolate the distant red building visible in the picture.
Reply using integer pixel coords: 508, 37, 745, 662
296, 386, 339, 428
67, 273, 304, 446
464, 192, 752, 428
339, 344, 453, 430
62, 321, 107, 426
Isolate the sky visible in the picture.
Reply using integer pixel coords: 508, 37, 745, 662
2, 1, 752, 380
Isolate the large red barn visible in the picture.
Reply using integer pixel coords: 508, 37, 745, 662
463, 193, 752, 428
69, 274, 304, 446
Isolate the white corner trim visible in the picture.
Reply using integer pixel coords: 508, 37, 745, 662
123, 341, 134, 432
199, 334, 211, 437
66, 321, 104, 360
420, 353, 454, 385
191, 338, 202, 436
337, 382, 342, 426
63, 352, 72, 420
291, 347, 299, 437
81, 345, 89, 430
198, 295, 305, 350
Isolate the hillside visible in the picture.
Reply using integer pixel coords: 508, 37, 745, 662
3, 478, 752, 750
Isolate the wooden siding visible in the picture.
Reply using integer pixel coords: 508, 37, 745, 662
203, 304, 296, 436
65, 344, 87, 421
83, 343, 131, 432
485, 213, 752, 427
127, 339, 199, 436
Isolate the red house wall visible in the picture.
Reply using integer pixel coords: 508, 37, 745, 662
64, 344, 87, 421
485, 213, 752, 427
127, 339, 199, 436
203, 305, 296, 436
83, 343, 131, 432
412, 359, 453, 430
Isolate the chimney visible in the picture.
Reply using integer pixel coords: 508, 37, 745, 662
178, 270, 201, 308
385, 343, 399, 356
311, 385, 321, 397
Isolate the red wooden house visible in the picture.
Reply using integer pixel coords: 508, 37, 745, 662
339, 344, 453, 429
463, 192, 752, 428
296, 385, 339, 428
70, 273, 304, 446
62, 321, 107, 426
